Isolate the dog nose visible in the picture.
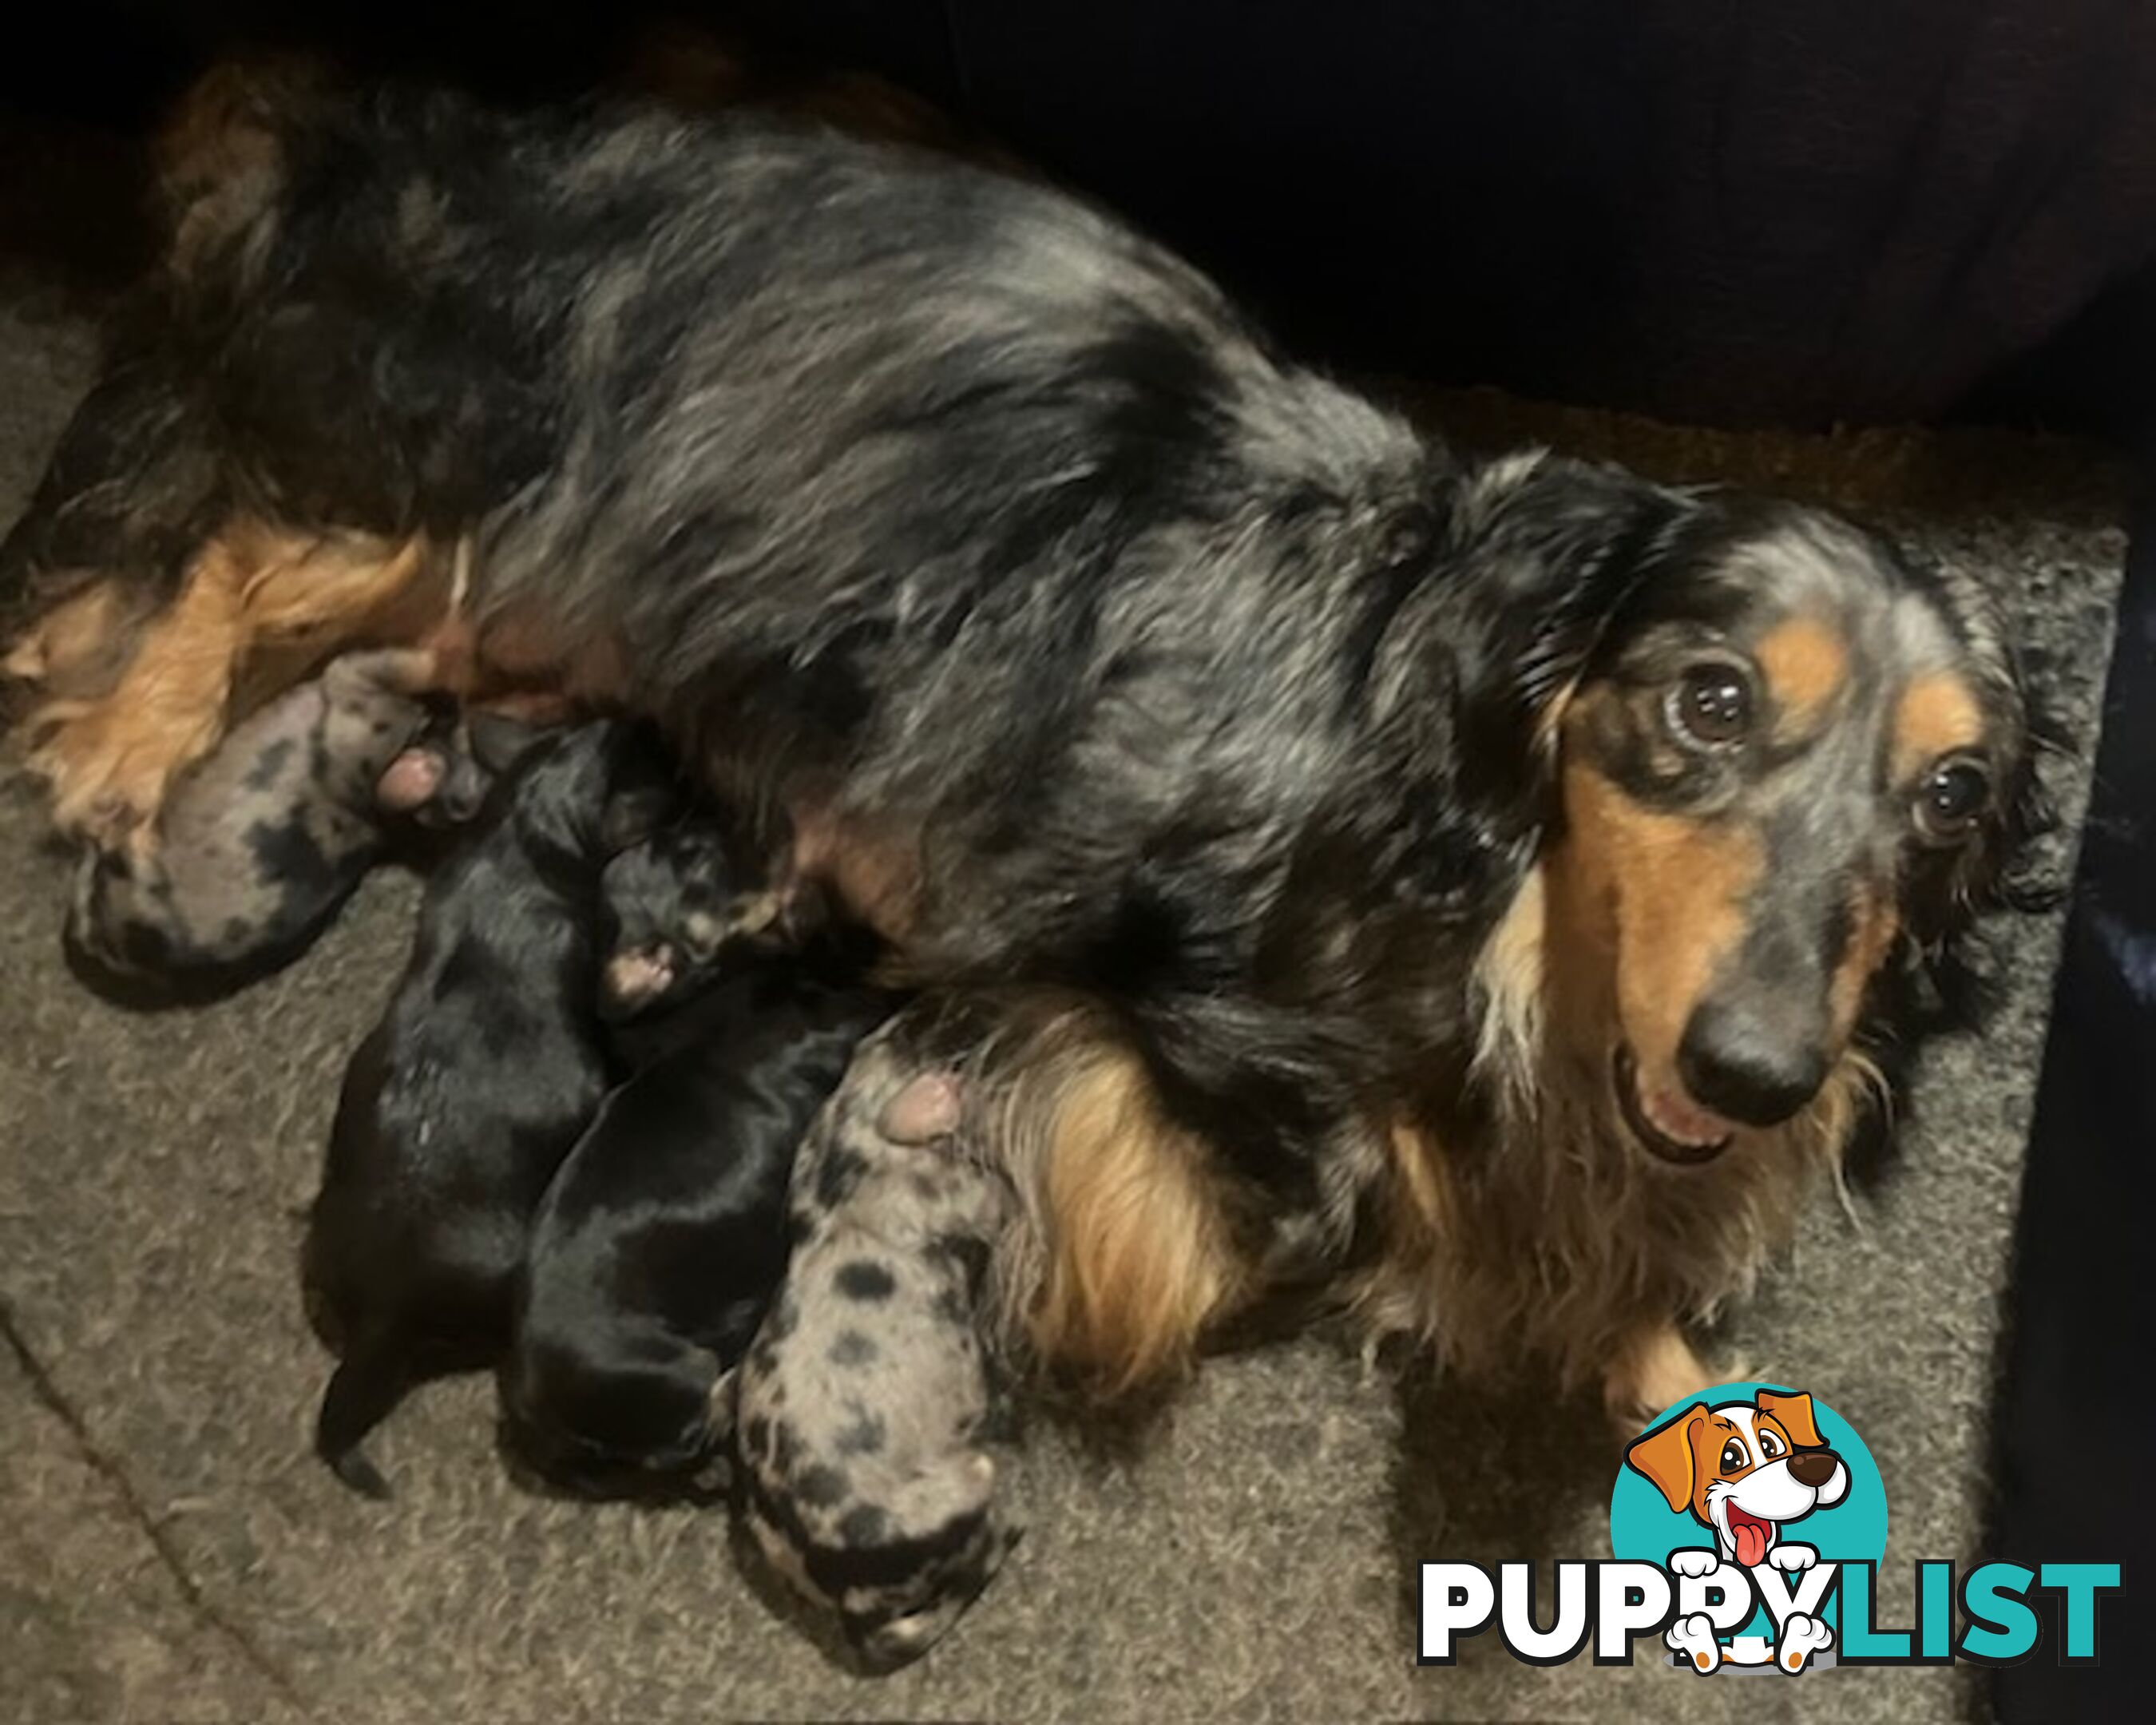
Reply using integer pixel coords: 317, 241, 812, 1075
1676, 1001, 1829, 1128
1786, 1449, 1840, 1489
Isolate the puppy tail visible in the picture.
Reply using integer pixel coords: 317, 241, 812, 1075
314, 1339, 406, 1500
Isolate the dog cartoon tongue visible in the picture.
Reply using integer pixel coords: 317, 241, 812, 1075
1728, 1508, 1773, 1568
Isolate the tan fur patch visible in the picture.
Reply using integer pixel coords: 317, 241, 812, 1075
1892, 672, 1984, 779
156, 58, 321, 282
467, 606, 628, 708
787, 803, 926, 947
23, 524, 437, 844
1021, 1047, 1246, 1394
2, 579, 134, 694
1756, 617, 1848, 732
1828, 882, 1900, 1040
1546, 762, 1763, 1079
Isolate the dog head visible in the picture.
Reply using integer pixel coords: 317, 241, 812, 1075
1464, 457, 2036, 1164
1624, 1387, 1849, 1567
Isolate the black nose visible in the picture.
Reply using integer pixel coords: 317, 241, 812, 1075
1787, 1449, 1840, 1489
1676, 1002, 1829, 1127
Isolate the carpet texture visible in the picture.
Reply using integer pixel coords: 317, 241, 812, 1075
0, 288, 2129, 1719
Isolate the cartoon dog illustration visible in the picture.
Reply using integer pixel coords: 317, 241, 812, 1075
1625, 1388, 1851, 1673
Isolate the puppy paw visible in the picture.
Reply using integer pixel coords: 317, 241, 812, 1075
1668, 1548, 1721, 1580
601, 942, 679, 1013
1666, 1612, 1722, 1674
1776, 1612, 1833, 1673
1770, 1542, 1818, 1572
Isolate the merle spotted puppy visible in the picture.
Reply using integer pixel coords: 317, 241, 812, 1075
303, 719, 676, 1497
63, 647, 484, 987
737, 1020, 1017, 1670
502, 920, 898, 1501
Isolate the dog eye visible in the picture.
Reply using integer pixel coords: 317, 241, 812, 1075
1719, 1439, 1748, 1473
1758, 1431, 1784, 1458
1667, 663, 1754, 748
1914, 756, 1991, 843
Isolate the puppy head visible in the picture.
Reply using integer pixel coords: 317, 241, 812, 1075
376, 707, 562, 829
748, 1450, 1012, 1672
596, 821, 794, 1017
1625, 1388, 1849, 1564
1484, 472, 2034, 1165
369, 707, 513, 830
64, 844, 176, 980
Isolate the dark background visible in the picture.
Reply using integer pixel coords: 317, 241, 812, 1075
6, 1, 2155, 438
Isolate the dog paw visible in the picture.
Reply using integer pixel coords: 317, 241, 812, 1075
1666, 1612, 1722, 1674
1776, 1612, 1833, 1673
1669, 1548, 1721, 1580
1771, 1542, 1818, 1572
31, 708, 190, 851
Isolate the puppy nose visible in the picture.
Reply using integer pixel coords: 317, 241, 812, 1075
1676, 1002, 1829, 1128
1786, 1449, 1840, 1489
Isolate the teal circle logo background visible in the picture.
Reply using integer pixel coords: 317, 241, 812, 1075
1608, 1381, 1888, 1638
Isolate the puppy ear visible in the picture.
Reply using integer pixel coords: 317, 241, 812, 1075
1756, 1389, 1825, 1449
1625, 1404, 1707, 1515
1448, 454, 1694, 819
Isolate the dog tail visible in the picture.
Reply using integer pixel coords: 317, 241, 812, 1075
313, 1333, 408, 1500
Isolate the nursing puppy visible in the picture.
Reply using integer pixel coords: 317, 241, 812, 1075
65, 647, 482, 988
502, 919, 897, 1500
303, 719, 675, 1497
738, 1025, 1017, 1670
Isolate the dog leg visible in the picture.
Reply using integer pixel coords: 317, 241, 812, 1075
23, 529, 434, 847
2, 578, 137, 693
1603, 1321, 1714, 1432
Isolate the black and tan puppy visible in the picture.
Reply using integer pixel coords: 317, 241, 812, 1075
502, 914, 896, 1500
64, 646, 488, 988
303, 719, 675, 1497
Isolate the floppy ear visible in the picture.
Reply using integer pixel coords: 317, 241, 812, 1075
1447, 454, 1695, 821
1624, 1404, 1707, 1515
1757, 1389, 1824, 1449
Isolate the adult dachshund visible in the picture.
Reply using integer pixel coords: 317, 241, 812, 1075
2, 66, 2038, 1426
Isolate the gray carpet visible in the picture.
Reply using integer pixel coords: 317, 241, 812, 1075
0, 281, 2129, 1720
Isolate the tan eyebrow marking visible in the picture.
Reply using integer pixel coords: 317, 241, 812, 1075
1756, 617, 1849, 731
1893, 672, 1985, 779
